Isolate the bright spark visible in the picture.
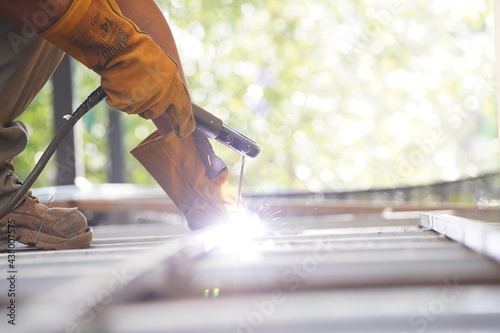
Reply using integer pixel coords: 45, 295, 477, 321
199, 211, 265, 254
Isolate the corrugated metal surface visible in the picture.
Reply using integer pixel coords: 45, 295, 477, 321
1, 210, 499, 333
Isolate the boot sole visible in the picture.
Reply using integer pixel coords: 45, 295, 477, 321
13, 227, 93, 250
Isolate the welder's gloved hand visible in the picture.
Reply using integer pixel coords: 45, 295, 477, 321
131, 130, 238, 230
40, 0, 194, 138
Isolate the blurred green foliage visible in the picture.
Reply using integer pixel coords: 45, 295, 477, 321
15, 0, 498, 194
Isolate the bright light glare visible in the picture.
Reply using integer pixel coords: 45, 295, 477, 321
199, 212, 265, 254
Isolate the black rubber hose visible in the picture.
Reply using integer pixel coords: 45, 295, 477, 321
0, 87, 106, 220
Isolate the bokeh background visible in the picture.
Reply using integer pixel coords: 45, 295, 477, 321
15, 0, 499, 197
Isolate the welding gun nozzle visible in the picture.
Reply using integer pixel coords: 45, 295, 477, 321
192, 103, 260, 158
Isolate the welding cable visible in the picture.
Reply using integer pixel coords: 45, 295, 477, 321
0, 86, 259, 220
0, 87, 107, 220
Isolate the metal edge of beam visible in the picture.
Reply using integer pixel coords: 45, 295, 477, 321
420, 213, 500, 263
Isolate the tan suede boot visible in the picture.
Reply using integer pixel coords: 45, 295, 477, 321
0, 196, 92, 250
131, 130, 238, 230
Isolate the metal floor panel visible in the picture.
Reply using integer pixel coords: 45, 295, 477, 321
101, 286, 500, 333
1, 212, 499, 333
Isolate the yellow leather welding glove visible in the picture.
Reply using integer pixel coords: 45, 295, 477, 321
40, 0, 194, 138
131, 130, 238, 230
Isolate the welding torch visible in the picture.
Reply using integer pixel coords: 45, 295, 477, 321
0, 86, 260, 220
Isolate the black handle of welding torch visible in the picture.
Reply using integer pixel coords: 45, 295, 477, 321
191, 104, 260, 158
0, 87, 106, 220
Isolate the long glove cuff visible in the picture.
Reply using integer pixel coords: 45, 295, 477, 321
131, 130, 237, 230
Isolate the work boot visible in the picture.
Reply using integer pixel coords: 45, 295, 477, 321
131, 130, 238, 230
0, 195, 92, 250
